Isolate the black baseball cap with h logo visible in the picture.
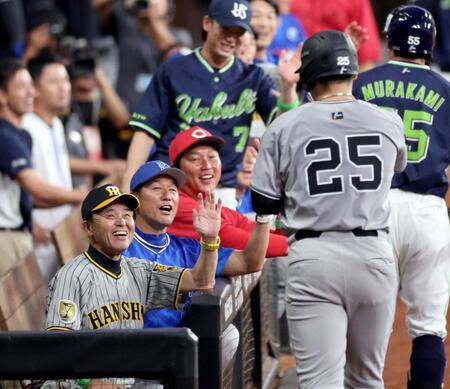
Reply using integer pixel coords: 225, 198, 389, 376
81, 184, 140, 221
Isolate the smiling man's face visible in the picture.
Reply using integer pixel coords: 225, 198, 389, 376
250, 0, 278, 51
179, 145, 222, 198
135, 176, 179, 234
203, 17, 246, 61
85, 202, 135, 259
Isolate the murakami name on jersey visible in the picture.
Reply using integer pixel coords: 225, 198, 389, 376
360, 80, 445, 112
87, 301, 144, 329
175, 89, 257, 123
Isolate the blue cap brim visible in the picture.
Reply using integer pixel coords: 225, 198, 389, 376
131, 167, 187, 192
212, 16, 252, 33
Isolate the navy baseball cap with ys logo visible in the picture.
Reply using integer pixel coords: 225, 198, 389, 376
208, 0, 252, 33
81, 184, 140, 221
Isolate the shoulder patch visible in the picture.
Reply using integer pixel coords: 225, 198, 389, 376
153, 264, 178, 273
58, 299, 78, 324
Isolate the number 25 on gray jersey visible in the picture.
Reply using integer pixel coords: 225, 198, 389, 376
305, 134, 383, 197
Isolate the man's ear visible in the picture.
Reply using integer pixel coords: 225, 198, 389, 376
83, 220, 94, 237
32, 83, 40, 100
202, 15, 212, 33
0, 89, 8, 106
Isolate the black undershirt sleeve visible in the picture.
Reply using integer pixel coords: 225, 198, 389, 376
251, 189, 282, 215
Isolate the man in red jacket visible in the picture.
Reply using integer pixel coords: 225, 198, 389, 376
290, 0, 381, 71
167, 126, 288, 258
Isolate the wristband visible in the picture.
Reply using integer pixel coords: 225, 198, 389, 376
276, 95, 300, 112
255, 214, 274, 224
200, 236, 221, 251
77, 379, 92, 389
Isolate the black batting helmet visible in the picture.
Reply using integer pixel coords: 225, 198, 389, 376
298, 30, 358, 90
384, 5, 436, 58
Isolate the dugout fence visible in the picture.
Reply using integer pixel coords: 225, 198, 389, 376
0, 263, 280, 389
189, 262, 279, 389
0, 328, 198, 389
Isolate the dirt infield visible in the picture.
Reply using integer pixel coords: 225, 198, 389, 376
384, 298, 450, 388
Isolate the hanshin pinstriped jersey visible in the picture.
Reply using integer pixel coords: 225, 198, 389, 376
46, 251, 186, 330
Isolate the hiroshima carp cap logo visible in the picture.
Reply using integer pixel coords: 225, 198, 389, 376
207, 0, 252, 33
81, 184, 140, 221
168, 126, 225, 165
130, 160, 187, 192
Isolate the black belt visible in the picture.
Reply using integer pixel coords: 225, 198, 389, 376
295, 228, 379, 241
0, 226, 29, 232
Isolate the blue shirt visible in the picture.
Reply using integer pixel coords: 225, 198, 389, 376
123, 226, 233, 328
236, 190, 254, 214
129, 48, 279, 187
353, 61, 450, 198
269, 13, 307, 63
0, 118, 33, 229
254, 51, 277, 65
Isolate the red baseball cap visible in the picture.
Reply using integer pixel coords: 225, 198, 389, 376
169, 126, 225, 166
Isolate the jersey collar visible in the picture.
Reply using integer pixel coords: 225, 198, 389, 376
133, 226, 171, 255
85, 244, 122, 279
388, 60, 430, 70
0, 117, 22, 132
194, 47, 235, 74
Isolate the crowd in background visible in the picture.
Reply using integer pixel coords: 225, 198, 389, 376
1, 0, 450, 387
0, 0, 287, 282
0, 0, 448, 309
0, 0, 449, 311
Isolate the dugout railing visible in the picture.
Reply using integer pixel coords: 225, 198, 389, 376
0, 328, 198, 389
189, 262, 279, 389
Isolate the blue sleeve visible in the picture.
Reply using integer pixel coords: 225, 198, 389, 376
179, 239, 232, 275
129, 64, 171, 140
217, 248, 233, 275
255, 69, 279, 126
179, 239, 201, 268
0, 129, 32, 178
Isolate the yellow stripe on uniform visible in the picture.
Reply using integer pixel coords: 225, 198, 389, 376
84, 251, 122, 280
46, 326, 72, 331
173, 269, 187, 309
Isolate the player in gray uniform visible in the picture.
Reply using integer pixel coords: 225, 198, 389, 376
46, 183, 222, 331
250, 30, 407, 388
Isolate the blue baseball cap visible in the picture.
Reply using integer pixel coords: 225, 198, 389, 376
207, 0, 252, 33
130, 161, 187, 192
